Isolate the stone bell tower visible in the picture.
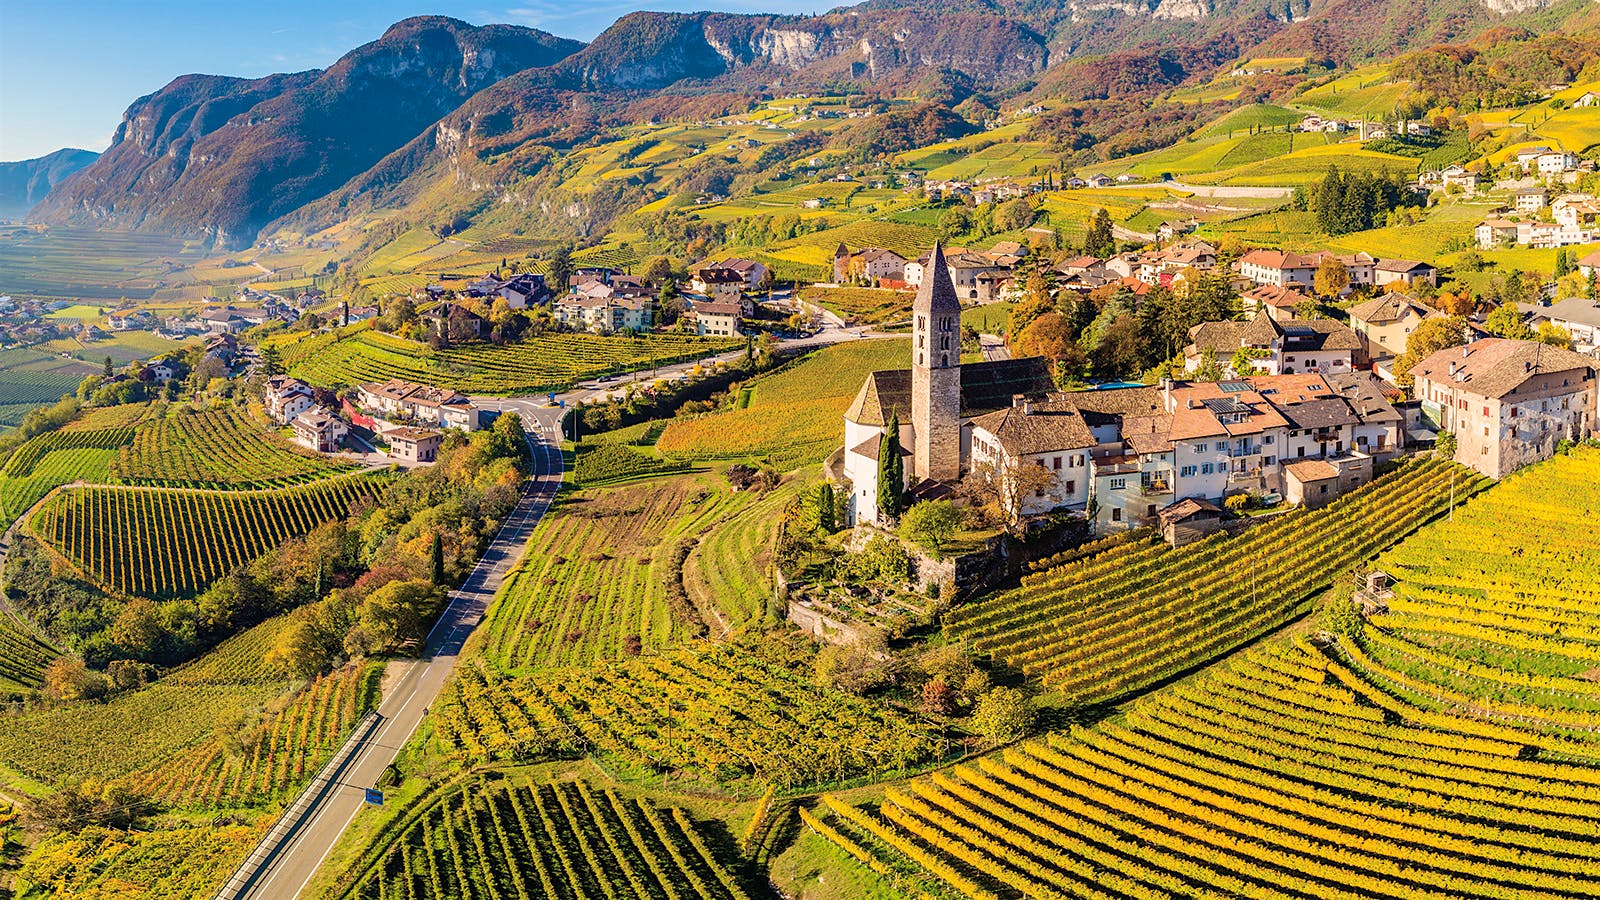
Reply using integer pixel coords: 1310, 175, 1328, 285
910, 243, 962, 482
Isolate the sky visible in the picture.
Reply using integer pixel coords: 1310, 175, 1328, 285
0, 0, 832, 161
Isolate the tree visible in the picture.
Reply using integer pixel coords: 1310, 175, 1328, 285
971, 686, 1036, 744
1005, 292, 1055, 343
1313, 257, 1349, 298
102, 356, 113, 377
43, 657, 110, 702
1394, 315, 1467, 390
877, 413, 904, 521
995, 197, 1036, 232
971, 456, 1058, 530
1015, 312, 1078, 368
548, 244, 574, 292
1483, 304, 1532, 340
921, 678, 955, 717
814, 630, 900, 696
1434, 430, 1457, 459
641, 255, 673, 284
1085, 208, 1115, 257
1554, 248, 1575, 279
1195, 347, 1226, 382
898, 500, 962, 558
1293, 298, 1322, 321
356, 580, 437, 652
815, 482, 836, 534
110, 598, 164, 658
1536, 320, 1574, 349
259, 344, 284, 377
429, 532, 444, 585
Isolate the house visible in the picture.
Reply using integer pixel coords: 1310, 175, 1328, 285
1552, 194, 1600, 230
1575, 91, 1600, 108
1326, 371, 1407, 460
969, 396, 1097, 518
1514, 188, 1548, 213
1475, 219, 1520, 249
1411, 338, 1598, 478
1373, 259, 1438, 289
265, 375, 316, 425
1522, 297, 1600, 354
198, 306, 267, 334
1183, 311, 1359, 377
1158, 497, 1226, 546
141, 361, 176, 383
1347, 292, 1438, 360
1238, 249, 1327, 290
943, 251, 1007, 301
1240, 284, 1314, 322
690, 266, 748, 295
422, 302, 486, 342
1515, 146, 1555, 169
554, 288, 654, 333
495, 274, 551, 309
1088, 174, 1115, 188
1578, 249, 1600, 279
388, 427, 443, 464
291, 406, 348, 453
1535, 150, 1581, 175
833, 245, 909, 284
706, 258, 768, 291
1516, 220, 1594, 249
1284, 459, 1341, 507
204, 334, 239, 365
1438, 165, 1482, 192
686, 300, 743, 337
358, 380, 479, 430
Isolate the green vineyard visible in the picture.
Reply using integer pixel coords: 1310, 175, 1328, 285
328, 779, 752, 900
29, 471, 391, 598
946, 459, 1485, 706
132, 662, 381, 808
111, 406, 355, 487
436, 638, 938, 790
0, 612, 56, 699
284, 326, 741, 394
479, 475, 768, 671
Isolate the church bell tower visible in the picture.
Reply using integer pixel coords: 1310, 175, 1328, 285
910, 243, 962, 482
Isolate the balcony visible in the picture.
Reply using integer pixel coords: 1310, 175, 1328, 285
1225, 444, 1260, 458
1140, 474, 1174, 495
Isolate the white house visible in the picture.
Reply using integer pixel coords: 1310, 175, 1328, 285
265, 375, 315, 425
291, 406, 348, 453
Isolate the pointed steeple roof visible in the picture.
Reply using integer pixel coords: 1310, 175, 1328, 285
915, 241, 960, 315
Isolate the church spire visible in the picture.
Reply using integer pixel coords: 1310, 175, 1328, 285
910, 242, 962, 483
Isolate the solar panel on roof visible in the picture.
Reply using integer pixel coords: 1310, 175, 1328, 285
1217, 381, 1252, 393
1200, 397, 1248, 415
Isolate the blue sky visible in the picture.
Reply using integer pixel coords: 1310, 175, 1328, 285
0, 1, 832, 161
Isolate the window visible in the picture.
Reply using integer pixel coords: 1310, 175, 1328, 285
1320, 484, 1328, 494
1180, 465, 1197, 477
1110, 477, 1127, 490
1263, 435, 1274, 445
1201, 463, 1214, 475
1147, 505, 1156, 517
1112, 507, 1122, 522
1052, 457, 1062, 470
1264, 455, 1276, 466
1296, 446, 1306, 458
1064, 480, 1075, 495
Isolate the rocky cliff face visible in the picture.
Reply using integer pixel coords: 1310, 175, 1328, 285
32, 17, 581, 246
0, 148, 100, 220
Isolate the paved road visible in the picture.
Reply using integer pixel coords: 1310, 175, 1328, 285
228, 415, 564, 900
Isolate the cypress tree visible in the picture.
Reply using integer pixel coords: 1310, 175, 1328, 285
877, 413, 903, 522
430, 532, 444, 585
816, 482, 835, 533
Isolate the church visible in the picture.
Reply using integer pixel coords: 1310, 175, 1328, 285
840, 244, 1056, 527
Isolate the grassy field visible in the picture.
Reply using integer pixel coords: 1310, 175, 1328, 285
656, 338, 908, 470
800, 286, 914, 325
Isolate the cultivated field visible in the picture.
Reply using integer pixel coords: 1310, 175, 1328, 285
29, 471, 391, 598
656, 338, 907, 470
326, 778, 753, 900
111, 404, 355, 487
809, 450, 1600, 899
946, 460, 1482, 707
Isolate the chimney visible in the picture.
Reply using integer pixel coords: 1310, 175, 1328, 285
1525, 361, 1533, 373
1448, 361, 1458, 376
1012, 393, 1026, 409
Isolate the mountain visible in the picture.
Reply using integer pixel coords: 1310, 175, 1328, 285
32, 17, 582, 247
0, 148, 99, 220
32, 0, 1597, 248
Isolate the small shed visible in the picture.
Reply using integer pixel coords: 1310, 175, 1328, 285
1285, 459, 1340, 508
1158, 497, 1225, 547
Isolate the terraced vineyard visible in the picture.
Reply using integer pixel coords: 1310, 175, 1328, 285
284, 326, 740, 394
0, 613, 56, 699
1345, 449, 1600, 738
946, 459, 1484, 706
809, 629, 1600, 900
809, 451, 1600, 899
0, 427, 132, 530
436, 637, 938, 790
132, 661, 382, 807
683, 476, 805, 631
28, 471, 390, 598
656, 338, 907, 470
479, 475, 766, 670
328, 779, 752, 900
111, 405, 354, 487
16, 819, 267, 900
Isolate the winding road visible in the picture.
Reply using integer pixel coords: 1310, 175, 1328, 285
219, 412, 564, 900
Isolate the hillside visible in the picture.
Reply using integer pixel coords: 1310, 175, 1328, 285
31, 17, 583, 246
0, 149, 98, 220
